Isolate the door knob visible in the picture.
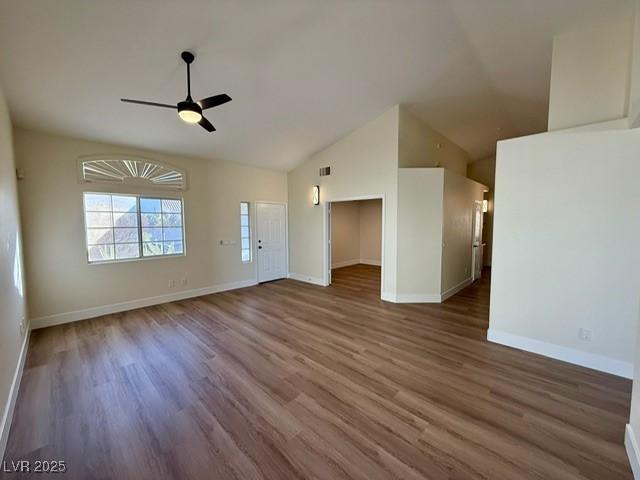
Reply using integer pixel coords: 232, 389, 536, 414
258, 246, 262, 249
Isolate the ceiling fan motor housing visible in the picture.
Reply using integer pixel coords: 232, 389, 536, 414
181, 51, 195, 64
177, 101, 202, 123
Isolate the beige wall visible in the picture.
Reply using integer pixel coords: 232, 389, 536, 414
288, 104, 473, 300
396, 169, 443, 300
14, 128, 287, 323
395, 168, 484, 301
467, 156, 495, 266
359, 199, 382, 264
288, 106, 399, 292
330, 201, 360, 267
0, 86, 27, 456
548, 4, 634, 131
442, 169, 486, 294
398, 106, 469, 176
490, 125, 640, 376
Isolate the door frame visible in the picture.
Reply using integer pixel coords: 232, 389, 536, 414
471, 200, 484, 282
255, 201, 289, 283
323, 194, 385, 298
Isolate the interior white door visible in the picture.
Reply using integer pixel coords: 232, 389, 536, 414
256, 202, 287, 283
472, 200, 484, 281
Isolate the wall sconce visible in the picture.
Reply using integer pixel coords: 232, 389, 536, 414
312, 185, 320, 205
482, 199, 489, 213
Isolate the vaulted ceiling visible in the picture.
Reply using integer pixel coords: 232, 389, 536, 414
0, 0, 630, 170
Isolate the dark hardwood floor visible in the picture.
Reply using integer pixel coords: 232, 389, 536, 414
2, 264, 633, 479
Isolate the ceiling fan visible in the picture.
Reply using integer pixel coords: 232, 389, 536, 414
121, 51, 231, 133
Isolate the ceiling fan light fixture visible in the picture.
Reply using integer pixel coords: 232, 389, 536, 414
121, 51, 231, 133
177, 101, 202, 124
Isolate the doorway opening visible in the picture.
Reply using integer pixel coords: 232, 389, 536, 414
326, 197, 384, 299
471, 199, 485, 282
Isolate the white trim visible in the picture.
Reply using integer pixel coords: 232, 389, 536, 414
487, 329, 633, 379
394, 293, 442, 303
331, 259, 360, 269
0, 329, 30, 461
359, 258, 381, 266
287, 272, 327, 286
441, 277, 472, 301
255, 201, 289, 284
381, 291, 396, 302
381, 291, 441, 303
31, 279, 258, 330
626, 424, 640, 480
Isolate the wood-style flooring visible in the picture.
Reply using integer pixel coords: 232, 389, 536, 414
2, 264, 633, 479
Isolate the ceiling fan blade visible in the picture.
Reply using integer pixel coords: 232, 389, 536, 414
198, 94, 232, 110
121, 99, 176, 109
198, 116, 216, 132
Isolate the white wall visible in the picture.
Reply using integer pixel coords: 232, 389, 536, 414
396, 169, 444, 301
628, 311, 640, 478
359, 199, 382, 265
398, 106, 469, 176
489, 126, 640, 378
14, 128, 287, 325
627, 309, 640, 478
548, 4, 634, 131
330, 201, 361, 268
288, 106, 399, 291
0, 86, 28, 458
467, 156, 495, 266
442, 169, 485, 294
630, 0, 640, 128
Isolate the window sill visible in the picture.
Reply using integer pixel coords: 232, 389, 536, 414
88, 253, 186, 265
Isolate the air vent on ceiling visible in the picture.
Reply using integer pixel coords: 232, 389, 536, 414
319, 166, 331, 177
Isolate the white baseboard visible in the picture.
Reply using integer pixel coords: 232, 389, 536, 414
330, 259, 382, 269
395, 293, 441, 303
31, 279, 258, 330
626, 424, 640, 479
487, 329, 633, 379
381, 291, 441, 303
287, 273, 327, 287
441, 277, 472, 301
381, 291, 396, 302
0, 328, 30, 461
331, 259, 360, 269
359, 258, 381, 266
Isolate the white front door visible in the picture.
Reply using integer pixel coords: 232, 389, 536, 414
256, 202, 287, 283
472, 200, 484, 281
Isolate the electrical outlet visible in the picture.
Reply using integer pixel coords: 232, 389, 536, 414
168, 279, 176, 288
578, 328, 592, 342
181, 277, 187, 286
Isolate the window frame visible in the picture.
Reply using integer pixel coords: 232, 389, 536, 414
240, 201, 252, 264
83, 192, 186, 265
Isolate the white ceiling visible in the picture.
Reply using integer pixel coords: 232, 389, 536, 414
0, 0, 629, 170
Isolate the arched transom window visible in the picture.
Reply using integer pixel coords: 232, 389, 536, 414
78, 156, 187, 191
